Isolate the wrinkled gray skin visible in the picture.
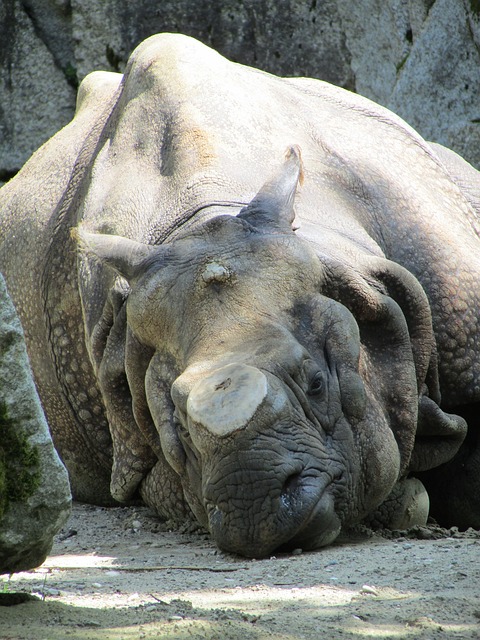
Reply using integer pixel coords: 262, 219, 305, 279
1, 34, 479, 557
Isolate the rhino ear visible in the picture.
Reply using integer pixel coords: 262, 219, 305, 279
72, 227, 160, 281
238, 145, 304, 231
324, 254, 467, 476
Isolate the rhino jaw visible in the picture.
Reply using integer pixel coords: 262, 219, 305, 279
186, 363, 268, 436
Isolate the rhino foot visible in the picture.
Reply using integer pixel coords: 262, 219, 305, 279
139, 459, 195, 525
363, 478, 430, 531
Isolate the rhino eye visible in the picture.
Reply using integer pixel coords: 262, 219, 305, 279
308, 372, 325, 397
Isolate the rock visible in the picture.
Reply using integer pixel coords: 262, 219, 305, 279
337, 0, 413, 104
0, 0, 76, 184
387, 0, 480, 170
0, 273, 71, 574
339, 0, 480, 170
70, 0, 354, 84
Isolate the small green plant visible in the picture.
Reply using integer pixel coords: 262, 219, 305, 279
1, 574, 12, 593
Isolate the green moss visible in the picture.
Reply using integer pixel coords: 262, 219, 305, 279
106, 45, 122, 72
470, 0, 480, 15
396, 53, 409, 73
0, 459, 6, 519
63, 62, 78, 90
0, 402, 41, 520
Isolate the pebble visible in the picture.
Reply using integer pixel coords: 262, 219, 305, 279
92, 583, 103, 588
291, 548, 303, 556
360, 585, 378, 596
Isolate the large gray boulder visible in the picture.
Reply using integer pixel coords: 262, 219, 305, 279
0, 273, 71, 574
0, 0, 76, 184
1, 0, 479, 186
339, 0, 480, 171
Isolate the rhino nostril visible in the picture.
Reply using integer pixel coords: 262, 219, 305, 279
281, 472, 303, 499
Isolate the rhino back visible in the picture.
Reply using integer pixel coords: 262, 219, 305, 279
76, 34, 480, 407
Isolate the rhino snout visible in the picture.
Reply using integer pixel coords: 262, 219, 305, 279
172, 362, 341, 557
205, 461, 342, 558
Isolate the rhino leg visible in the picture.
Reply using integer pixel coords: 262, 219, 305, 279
139, 458, 195, 525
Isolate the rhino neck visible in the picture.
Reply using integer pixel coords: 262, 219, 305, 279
156, 201, 246, 244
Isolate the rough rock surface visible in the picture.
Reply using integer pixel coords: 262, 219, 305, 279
338, 0, 480, 171
0, 273, 71, 574
1, 0, 479, 186
0, 0, 76, 183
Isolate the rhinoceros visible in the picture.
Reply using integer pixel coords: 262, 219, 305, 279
1, 33, 479, 557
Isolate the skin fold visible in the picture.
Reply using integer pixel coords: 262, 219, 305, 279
0, 34, 478, 557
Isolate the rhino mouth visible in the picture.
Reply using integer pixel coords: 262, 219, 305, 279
283, 485, 342, 552
204, 468, 342, 558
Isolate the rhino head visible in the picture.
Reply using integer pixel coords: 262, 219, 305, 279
75, 147, 464, 557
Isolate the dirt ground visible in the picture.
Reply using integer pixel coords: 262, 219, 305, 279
1, 502, 480, 640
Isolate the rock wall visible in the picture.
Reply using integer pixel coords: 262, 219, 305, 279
0, 273, 71, 574
1, 0, 479, 184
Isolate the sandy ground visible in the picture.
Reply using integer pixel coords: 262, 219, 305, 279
1, 502, 480, 639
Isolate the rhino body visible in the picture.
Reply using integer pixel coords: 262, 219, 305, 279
1, 34, 479, 557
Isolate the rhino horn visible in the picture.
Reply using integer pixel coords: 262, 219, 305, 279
72, 227, 160, 281
186, 364, 269, 437
238, 145, 304, 232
